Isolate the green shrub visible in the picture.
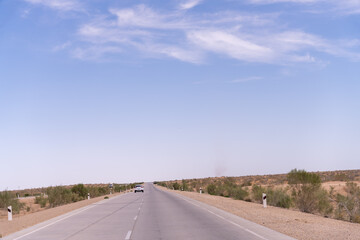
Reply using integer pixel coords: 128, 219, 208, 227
35, 196, 47, 208
335, 182, 360, 223
47, 186, 73, 208
207, 184, 217, 195
71, 184, 88, 199
229, 187, 248, 200
251, 185, 291, 208
288, 169, 332, 214
252, 184, 266, 203
104, 196, 109, 199
268, 188, 292, 209
172, 182, 180, 190
181, 180, 189, 191
0, 191, 25, 214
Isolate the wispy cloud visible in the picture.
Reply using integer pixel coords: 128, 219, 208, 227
248, 0, 360, 15
230, 77, 263, 83
188, 30, 275, 63
24, 0, 82, 11
38, 3, 359, 64
72, 46, 122, 61
179, 0, 203, 10
52, 41, 72, 52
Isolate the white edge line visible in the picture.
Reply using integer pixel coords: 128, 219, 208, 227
178, 195, 268, 240
134, 215, 137, 221
125, 230, 132, 240
12, 205, 96, 240
11, 193, 126, 240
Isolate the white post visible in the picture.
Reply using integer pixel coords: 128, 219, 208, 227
200, 187, 202, 194
87, 193, 90, 200
262, 193, 267, 208
8, 206, 12, 221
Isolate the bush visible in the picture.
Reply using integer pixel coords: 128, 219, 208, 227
0, 191, 25, 214
288, 169, 332, 214
207, 184, 217, 195
252, 185, 292, 209
47, 186, 73, 208
252, 184, 266, 203
229, 187, 248, 200
268, 188, 292, 209
172, 182, 180, 190
35, 196, 47, 208
71, 184, 88, 199
334, 182, 360, 223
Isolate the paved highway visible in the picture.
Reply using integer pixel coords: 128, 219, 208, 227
4, 183, 296, 240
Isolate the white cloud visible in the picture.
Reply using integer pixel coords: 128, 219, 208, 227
248, 0, 360, 15
52, 41, 72, 52
62, 4, 360, 64
188, 30, 275, 63
72, 46, 122, 60
179, 0, 203, 10
249, 0, 321, 3
231, 77, 263, 83
24, 0, 82, 11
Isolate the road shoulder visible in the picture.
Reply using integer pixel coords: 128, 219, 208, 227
157, 186, 360, 240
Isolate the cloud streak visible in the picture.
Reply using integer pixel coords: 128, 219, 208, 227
179, 0, 203, 10
248, 0, 360, 15
29, 2, 359, 64
24, 0, 82, 11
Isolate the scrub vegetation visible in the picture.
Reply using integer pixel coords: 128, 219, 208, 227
155, 169, 360, 223
0, 191, 25, 214
0, 182, 143, 215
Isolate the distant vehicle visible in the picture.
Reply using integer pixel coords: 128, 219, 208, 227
134, 185, 144, 193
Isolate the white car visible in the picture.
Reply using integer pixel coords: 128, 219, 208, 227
134, 185, 144, 193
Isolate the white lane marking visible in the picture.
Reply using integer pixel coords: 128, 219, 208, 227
125, 230, 132, 240
179, 196, 268, 240
11, 193, 127, 240
134, 215, 137, 221
12, 205, 96, 240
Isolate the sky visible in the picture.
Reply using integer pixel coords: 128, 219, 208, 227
1, 0, 360, 190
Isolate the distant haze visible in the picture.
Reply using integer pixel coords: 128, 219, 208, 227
1, 0, 360, 190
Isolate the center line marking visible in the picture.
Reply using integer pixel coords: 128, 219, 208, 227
125, 230, 132, 240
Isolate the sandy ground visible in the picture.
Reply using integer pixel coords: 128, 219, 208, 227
0, 193, 123, 238
159, 187, 360, 240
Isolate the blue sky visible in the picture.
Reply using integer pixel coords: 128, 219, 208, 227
1, 0, 360, 190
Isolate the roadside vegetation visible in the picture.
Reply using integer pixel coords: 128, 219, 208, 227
0, 191, 25, 214
155, 169, 360, 223
0, 182, 143, 215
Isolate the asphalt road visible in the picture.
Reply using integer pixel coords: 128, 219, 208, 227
4, 183, 296, 240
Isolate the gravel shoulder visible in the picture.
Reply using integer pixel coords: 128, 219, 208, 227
0, 193, 122, 238
158, 186, 360, 240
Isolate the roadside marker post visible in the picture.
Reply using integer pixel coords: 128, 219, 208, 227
88, 193, 90, 200
262, 193, 267, 208
200, 187, 203, 194
8, 206, 12, 221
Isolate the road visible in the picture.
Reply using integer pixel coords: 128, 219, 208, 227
4, 183, 296, 240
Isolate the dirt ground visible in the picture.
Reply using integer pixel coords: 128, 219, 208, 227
0, 192, 123, 238
159, 186, 360, 240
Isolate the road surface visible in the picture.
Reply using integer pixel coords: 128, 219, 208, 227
4, 183, 296, 240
